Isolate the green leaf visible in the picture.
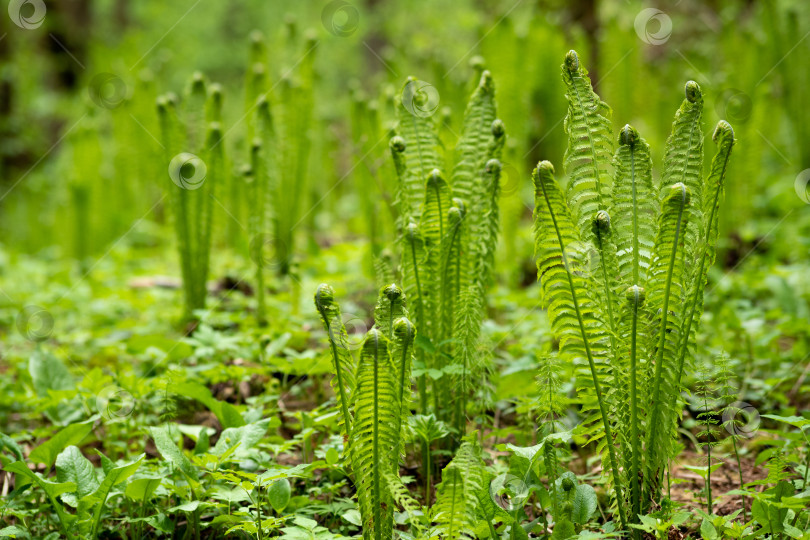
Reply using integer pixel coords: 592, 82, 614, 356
342, 509, 362, 526
0, 525, 30, 539
171, 381, 245, 428
700, 517, 718, 540
211, 419, 270, 456
55, 446, 99, 506
571, 484, 597, 524
0, 433, 24, 461
125, 476, 162, 501
79, 455, 144, 538
4, 461, 76, 499
325, 447, 339, 465
761, 414, 810, 429
29, 422, 93, 469
29, 350, 74, 396
267, 478, 291, 513
149, 425, 197, 479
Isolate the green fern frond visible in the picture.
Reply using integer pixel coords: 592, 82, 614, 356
532, 160, 627, 531
382, 470, 424, 533
373, 283, 408, 339
392, 316, 416, 435
561, 50, 614, 239
395, 77, 443, 224
612, 125, 656, 285
643, 182, 691, 504
314, 284, 356, 441
451, 70, 497, 207
433, 442, 486, 539
674, 121, 735, 387
373, 250, 395, 291
183, 72, 208, 152
537, 353, 566, 428
662, 82, 704, 248
351, 329, 400, 540
439, 201, 468, 349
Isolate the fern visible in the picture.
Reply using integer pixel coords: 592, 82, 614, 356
315, 284, 416, 539
351, 328, 400, 539
561, 50, 613, 240
643, 182, 691, 501
530, 50, 735, 530
157, 74, 220, 322
391, 69, 505, 432
432, 442, 487, 539
395, 78, 443, 225
612, 125, 656, 285
532, 160, 628, 531
314, 284, 356, 442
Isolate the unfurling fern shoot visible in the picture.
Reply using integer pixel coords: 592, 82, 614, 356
531, 50, 735, 531
314, 284, 419, 539
158, 73, 222, 323
390, 68, 505, 433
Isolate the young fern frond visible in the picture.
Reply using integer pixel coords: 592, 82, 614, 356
439, 202, 467, 349
451, 285, 483, 433
432, 442, 486, 539
561, 50, 614, 240
617, 285, 647, 522
643, 182, 691, 503
612, 125, 656, 285
674, 121, 736, 388
392, 317, 416, 431
451, 70, 497, 209
395, 78, 443, 225
374, 284, 408, 340
531, 160, 628, 531
314, 284, 356, 441
350, 329, 400, 540
662, 82, 704, 262
248, 139, 268, 324
158, 75, 219, 321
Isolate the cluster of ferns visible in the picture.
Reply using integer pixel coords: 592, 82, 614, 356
316, 49, 734, 539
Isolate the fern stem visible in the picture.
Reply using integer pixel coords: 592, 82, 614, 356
423, 441, 431, 507
538, 170, 628, 532
407, 230, 428, 411
731, 434, 746, 521
627, 286, 644, 526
